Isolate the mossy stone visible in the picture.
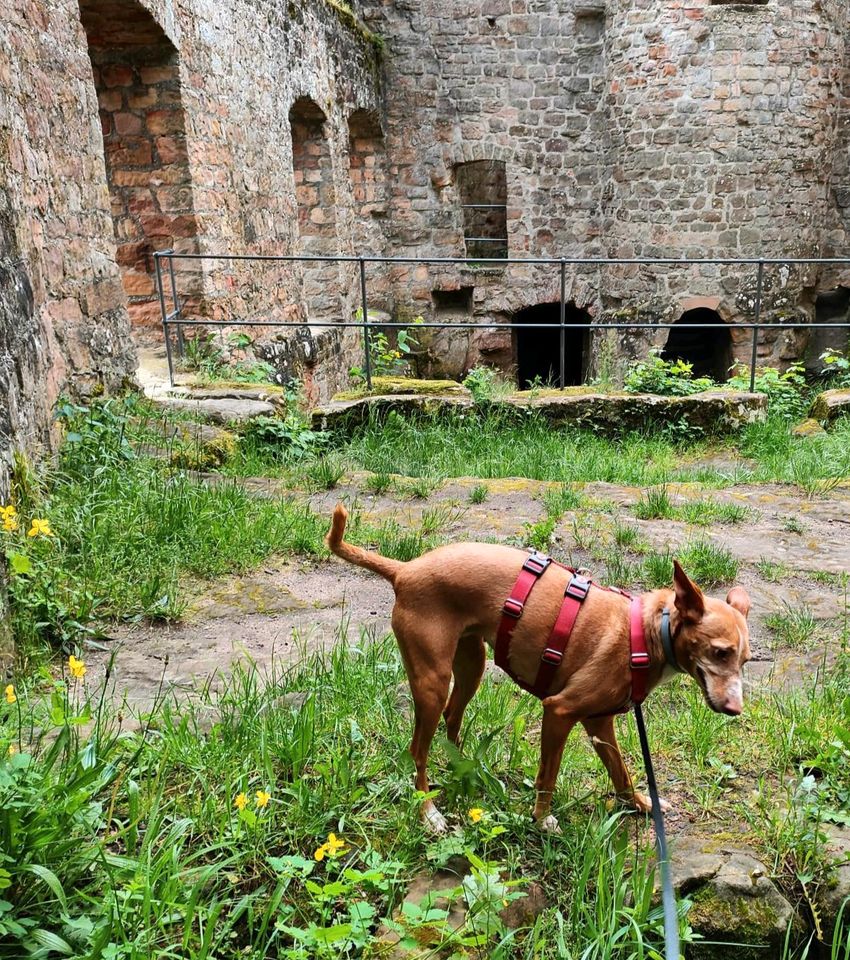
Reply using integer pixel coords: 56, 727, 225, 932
333, 376, 470, 401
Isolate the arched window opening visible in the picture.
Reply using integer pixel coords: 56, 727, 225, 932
661, 308, 732, 382
514, 302, 590, 389
456, 160, 507, 259
79, 0, 200, 333
290, 97, 338, 320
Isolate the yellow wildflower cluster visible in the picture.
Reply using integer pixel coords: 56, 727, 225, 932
68, 655, 86, 679
28, 518, 52, 538
468, 807, 484, 823
4, 684, 16, 705
314, 832, 346, 861
1, 505, 18, 533
233, 789, 271, 812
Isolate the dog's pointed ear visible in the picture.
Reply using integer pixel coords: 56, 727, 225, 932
726, 585, 751, 620
673, 559, 705, 623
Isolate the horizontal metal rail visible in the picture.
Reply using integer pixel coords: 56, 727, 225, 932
153, 249, 850, 392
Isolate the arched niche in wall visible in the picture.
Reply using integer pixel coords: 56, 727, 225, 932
455, 160, 508, 260
513, 302, 590, 388
289, 96, 339, 321
661, 308, 732, 382
347, 109, 387, 255
78, 0, 201, 333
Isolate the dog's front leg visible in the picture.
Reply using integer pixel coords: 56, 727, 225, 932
533, 701, 576, 833
581, 714, 670, 815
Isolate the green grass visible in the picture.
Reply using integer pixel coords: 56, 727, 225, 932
2, 630, 850, 958
469, 484, 489, 504
764, 603, 820, 649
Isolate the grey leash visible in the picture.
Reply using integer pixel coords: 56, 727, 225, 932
633, 701, 680, 960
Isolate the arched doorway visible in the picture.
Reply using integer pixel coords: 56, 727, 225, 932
661, 308, 732, 381
514, 302, 590, 389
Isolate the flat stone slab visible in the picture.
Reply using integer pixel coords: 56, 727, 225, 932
810, 388, 850, 424
311, 390, 768, 433
152, 396, 277, 424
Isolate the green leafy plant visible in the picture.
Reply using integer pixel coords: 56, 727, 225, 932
242, 415, 328, 461
820, 347, 850, 388
350, 315, 422, 383
469, 484, 489, 504
624, 351, 716, 396
727, 363, 808, 420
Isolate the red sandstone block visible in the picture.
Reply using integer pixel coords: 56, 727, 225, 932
121, 271, 156, 296
128, 301, 163, 329
140, 213, 197, 238
98, 90, 123, 112
112, 170, 154, 187
155, 135, 187, 163
128, 191, 158, 216
147, 109, 182, 135
140, 65, 176, 85
128, 89, 158, 110
116, 241, 150, 268
102, 64, 134, 88
155, 186, 193, 212
114, 111, 143, 136
106, 139, 153, 166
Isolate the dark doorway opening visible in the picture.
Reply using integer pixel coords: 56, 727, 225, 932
514, 302, 590, 388
661, 308, 732, 381
807, 288, 850, 373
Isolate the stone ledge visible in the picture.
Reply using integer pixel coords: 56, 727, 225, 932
311, 389, 768, 434
810, 388, 850, 425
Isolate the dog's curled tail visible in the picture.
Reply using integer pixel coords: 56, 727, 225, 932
326, 504, 403, 585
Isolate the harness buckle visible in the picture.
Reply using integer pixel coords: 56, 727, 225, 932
541, 647, 563, 666
503, 597, 524, 619
565, 576, 590, 602
523, 553, 551, 577
630, 651, 651, 669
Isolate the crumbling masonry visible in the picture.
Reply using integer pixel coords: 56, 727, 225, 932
3, 0, 850, 483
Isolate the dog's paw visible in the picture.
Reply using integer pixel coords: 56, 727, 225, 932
632, 791, 671, 815
536, 814, 561, 834
422, 804, 449, 834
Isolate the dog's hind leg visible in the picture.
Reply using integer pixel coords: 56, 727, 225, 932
394, 620, 455, 834
443, 634, 486, 746
582, 714, 670, 815
533, 700, 577, 833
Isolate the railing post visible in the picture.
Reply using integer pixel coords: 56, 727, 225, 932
359, 257, 372, 391
167, 253, 185, 358
559, 258, 566, 389
154, 251, 174, 388
749, 260, 764, 392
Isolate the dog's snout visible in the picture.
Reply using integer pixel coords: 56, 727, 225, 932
720, 699, 742, 716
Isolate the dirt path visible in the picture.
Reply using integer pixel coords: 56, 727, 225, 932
86, 475, 849, 714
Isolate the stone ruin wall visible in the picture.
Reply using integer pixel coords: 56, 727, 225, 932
3, 0, 850, 482
357, 0, 850, 382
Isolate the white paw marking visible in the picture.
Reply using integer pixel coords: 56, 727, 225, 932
423, 805, 449, 834
537, 814, 561, 834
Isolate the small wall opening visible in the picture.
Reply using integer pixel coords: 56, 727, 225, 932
290, 97, 338, 321
661, 308, 732, 381
348, 109, 387, 254
807, 288, 850, 373
432, 287, 473, 313
79, 0, 200, 334
514, 302, 590, 389
456, 160, 508, 259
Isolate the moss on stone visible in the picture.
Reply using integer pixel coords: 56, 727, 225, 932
687, 885, 781, 960
333, 376, 470, 401
170, 426, 238, 471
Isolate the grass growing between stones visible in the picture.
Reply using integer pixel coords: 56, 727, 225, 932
2, 626, 849, 958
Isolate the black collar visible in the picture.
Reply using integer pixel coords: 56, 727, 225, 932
660, 607, 685, 673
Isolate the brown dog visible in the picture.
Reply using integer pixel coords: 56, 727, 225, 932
327, 505, 751, 833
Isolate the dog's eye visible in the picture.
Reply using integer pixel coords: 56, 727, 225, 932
713, 648, 732, 661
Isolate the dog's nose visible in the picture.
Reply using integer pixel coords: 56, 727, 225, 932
722, 698, 742, 716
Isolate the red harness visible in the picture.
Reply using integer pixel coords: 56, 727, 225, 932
495, 551, 651, 705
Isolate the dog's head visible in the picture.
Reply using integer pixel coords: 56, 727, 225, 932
671, 560, 751, 716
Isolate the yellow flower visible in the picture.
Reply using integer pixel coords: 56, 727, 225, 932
1, 505, 17, 532
68, 655, 86, 679
4, 684, 16, 705
468, 807, 484, 823
27, 518, 52, 538
234, 792, 248, 811
2, 516, 18, 532
7, 744, 16, 757
255, 789, 271, 809
314, 832, 347, 861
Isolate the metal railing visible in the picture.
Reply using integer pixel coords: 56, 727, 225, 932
153, 251, 850, 393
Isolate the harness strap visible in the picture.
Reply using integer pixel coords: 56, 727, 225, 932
530, 573, 590, 698
629, 596, 651, 705
495, 552, 552, 683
